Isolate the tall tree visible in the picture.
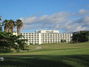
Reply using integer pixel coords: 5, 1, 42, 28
16, 19, 23, 35
0, 17, 2, 31
8, 20, 15, 33
0, 16, 1, 20
3, 20, 9, 32
3, 20, 15, 33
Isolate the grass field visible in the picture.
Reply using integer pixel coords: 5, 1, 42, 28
0, 42, 89, 67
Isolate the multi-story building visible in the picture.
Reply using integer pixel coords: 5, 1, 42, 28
20, 30, 73, 45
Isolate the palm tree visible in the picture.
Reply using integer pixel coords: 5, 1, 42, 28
3, 20, 15, 33
0, 17, 2, 31
3, 20, 10, 32
8, 20, 15, 33
0, 16, 1, 20
16, 19, 23, 35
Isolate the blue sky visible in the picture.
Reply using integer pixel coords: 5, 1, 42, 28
0, 0, 89, 32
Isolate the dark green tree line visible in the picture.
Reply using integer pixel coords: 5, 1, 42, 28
72, 31, 89, 42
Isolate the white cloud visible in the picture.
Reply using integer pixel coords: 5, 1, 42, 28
23, 16, 37, 23
79, 9, 89, 15
22, 12, 70, 24
21, 10, 89, 32
79, 9, 87, 14
65, 16, 89, 32
84, 16, 89, 22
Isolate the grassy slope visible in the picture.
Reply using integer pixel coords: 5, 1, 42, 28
0, 42, 89, 67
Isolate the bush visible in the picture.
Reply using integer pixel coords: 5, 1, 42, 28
0, 32, 27, 52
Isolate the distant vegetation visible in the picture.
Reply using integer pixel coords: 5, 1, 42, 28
72, 31, 89, 42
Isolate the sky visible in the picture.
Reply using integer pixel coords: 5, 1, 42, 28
0, 0, 89, 33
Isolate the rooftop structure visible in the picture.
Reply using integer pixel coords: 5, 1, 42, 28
36, 30, 59, 33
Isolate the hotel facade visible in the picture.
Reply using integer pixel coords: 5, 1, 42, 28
18, 30, 73, 45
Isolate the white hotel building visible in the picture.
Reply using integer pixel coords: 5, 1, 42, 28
19, 30, 73, 45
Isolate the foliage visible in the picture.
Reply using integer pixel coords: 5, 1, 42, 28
3, 19, 15, 33
0, 17, 1, 20
0, 18, 24, 52
72, 31, 89, 42
0, 32, 27, 52
61, 39, 66, 42
16, 19, 23, 35
0, 17, 2, 31
2, 19, 23, 35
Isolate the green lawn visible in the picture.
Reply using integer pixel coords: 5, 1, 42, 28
0, 42, 89, 67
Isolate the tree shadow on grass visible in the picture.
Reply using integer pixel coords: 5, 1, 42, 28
0, 55, 89, 67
